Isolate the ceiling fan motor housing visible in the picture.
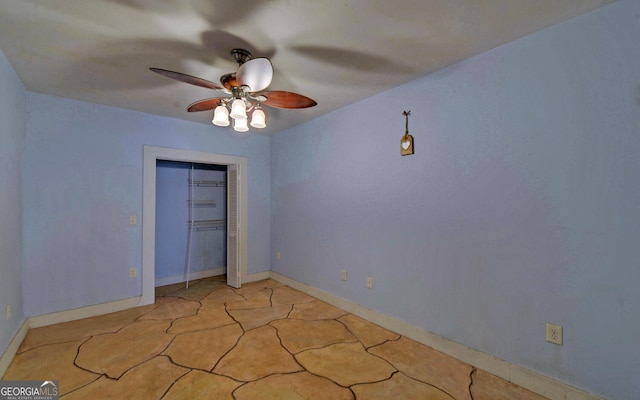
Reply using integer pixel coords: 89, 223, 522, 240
231, 48, 252, 65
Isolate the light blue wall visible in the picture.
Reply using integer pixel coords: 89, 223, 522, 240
0, 49, 26, 356
270, 1, 639, 399
155, 161, 227, 280
23, 93, 271, 317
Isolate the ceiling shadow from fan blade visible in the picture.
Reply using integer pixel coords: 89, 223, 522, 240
200, 30, 275, 63
289, 45, 412, 73
150, 68, 227, 91
187, 97, 228, 112
261, 91, 317, 109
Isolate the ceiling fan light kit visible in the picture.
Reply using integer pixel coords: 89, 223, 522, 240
150, 48, 316, 133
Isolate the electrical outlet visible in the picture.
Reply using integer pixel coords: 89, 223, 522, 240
129, 215, 137, 225
5, 304, 10, 321
276, 251, 281, 260
129, 268, 138, 278
341, 270, 347, 281
366, 277, 373, 289
546, 322, 563, 345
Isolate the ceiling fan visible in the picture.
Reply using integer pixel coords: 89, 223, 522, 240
150, 48, 317, 132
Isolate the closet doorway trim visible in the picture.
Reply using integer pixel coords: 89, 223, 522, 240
142, 145, 248, 305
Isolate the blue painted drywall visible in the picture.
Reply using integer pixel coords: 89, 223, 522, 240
155, 161, 227, 281
22, 93, 270, 317
0, 49, 26, 357
270, 1, 640, 398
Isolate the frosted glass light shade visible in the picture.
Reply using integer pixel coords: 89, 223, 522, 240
233, 117, 249, 132
250, 108, 266, 128
212, 105, 230, 126
230, 99, 247, 119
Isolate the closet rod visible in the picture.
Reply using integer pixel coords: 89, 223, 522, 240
185, 164, 194, 289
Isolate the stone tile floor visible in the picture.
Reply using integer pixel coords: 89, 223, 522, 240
3, 276, 548, 399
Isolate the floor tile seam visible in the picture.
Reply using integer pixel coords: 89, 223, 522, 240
271, 319, 361, 351
268, 287, 274, 308
299, 361, 397, 392
371, 358, 462, 400
393, 371, 458, 400
335, 315, 393, 350
58, 373, 103, 398
301, 369, 359, 396
137, 296, 180, 321
292, 340, 365, 360
163, 299, 205, 333
72, 336, 103, 376
284, 337, 361, 355
167, 320, 239, 335
226, 304, 278, 312
15, 336, 95, 355
468, 367, 477, 400
346, 369, 399, 388
157, 367, 192, 400
208, 324, 245, 374
97, 318, 174, 340
223, 304, 243, 327
104, 354, 176, 381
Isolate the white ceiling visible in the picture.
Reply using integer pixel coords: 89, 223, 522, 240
0, 0, 612, 135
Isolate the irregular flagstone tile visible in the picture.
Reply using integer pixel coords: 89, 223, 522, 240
289, 301, 348, 320
76, 319, 174, 379
353, 371, 454, 400
64, 356, 188, 400
138, 298, 201, 320
226, 289, 272, 310
2, 339, 100, 395
235, 371, 355, 400
471, 369, 549, 400
233, 279, 284, 295
200, 287, 246, 307
168, 304, 236, 334
296, 342, 396, 387
164, 324, 243, 371
338, 314, 400, 348
163, 370, 241, 400
228, 305, 291, 331
156, 281, 191, 297
369, 337, 473, 400
17, 302, 168, 352
167, 279, 228, 301
271, 286, 316, 306
214, 325, 303, 381
271, 319, 357, 353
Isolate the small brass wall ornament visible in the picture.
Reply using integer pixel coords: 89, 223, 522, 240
400, 110, 414, 156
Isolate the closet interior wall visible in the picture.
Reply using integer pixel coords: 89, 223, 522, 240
155, 160, 227, 286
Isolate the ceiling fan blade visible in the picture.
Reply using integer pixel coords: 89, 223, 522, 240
236, 58, 273, 92
187, 97, 227, 112
150, 68, 225, 91
260, 91, 317, 109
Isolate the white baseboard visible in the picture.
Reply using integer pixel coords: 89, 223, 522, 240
155, 267, 225, 287
0, 320, 29, 378
28, 296, 144, 329
245, 271, 271, 283
269, 272, 602, 400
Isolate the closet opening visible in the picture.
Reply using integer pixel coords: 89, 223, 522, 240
142, 146, 248, 306
155, 161, 227, 288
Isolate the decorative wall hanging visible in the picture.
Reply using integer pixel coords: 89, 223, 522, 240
400, 110, 414, 156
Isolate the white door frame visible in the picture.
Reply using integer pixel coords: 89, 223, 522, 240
142, 145, 248, 305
